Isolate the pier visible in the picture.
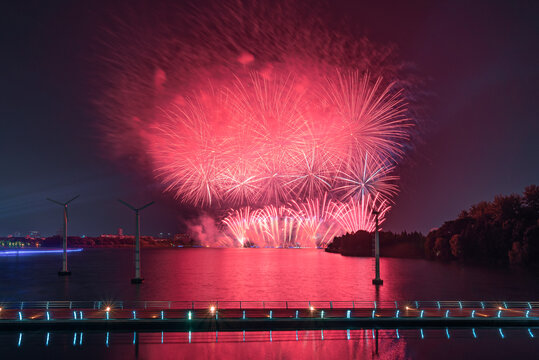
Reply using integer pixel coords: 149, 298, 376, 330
1, 300, 537, 332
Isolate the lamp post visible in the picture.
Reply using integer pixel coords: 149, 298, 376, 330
372, 209, 383, 285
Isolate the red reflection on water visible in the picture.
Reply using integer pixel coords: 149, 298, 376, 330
138, 330, 408, 360
143, 248, 394, 301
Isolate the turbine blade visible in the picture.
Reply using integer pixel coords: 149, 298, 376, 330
66, 194, 80, 204
138, 201, 155, 211
46, 198, 64, 206
118, 199, 137, 211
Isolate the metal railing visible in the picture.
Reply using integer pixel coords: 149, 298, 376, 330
1, 300, 537, 310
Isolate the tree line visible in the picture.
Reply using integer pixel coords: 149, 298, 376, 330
425, 185, 538, 266
326, 185, 539, 267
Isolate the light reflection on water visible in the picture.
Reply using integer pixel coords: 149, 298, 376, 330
1, 248, 538, 359
1, 248, 538, 301
4, 328, 538, 360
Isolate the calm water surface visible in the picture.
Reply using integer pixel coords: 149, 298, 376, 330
1, 248, 538, 359
0, 248, 537, 301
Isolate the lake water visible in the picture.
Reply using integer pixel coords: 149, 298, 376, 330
0, 248, 538, 359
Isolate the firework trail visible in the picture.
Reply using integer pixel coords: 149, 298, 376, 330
95, 1, 417, 247
288, 194, 341, 248
334, 152, 399, 203
331, 195, 390, 234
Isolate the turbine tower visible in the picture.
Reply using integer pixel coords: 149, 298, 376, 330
47, 195, 80, 276
118, 199, 154, 284
372, 209, 383, 285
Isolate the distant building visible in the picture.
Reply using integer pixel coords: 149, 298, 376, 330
100, 233, 134, 239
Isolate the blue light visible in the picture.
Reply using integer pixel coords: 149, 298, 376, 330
347, 329, 350, 340
396, 329, 400, 339
321, 310, 324, 319
497, 310, 501, 318
445, 310, 449, 318
189, 331, 192, 343
528, 302, 532, 309
471, 310, 475, 318
372, 310, 375, 318
243, 310, 246, 320
415, 301, 419, 308
396, 310, 400, 318
73, 311, 77, 320
188, 311, 192, 320
18, 333, 22, 347
73, 333, 77, 346
46, 311, 50, 321
420, 310, 424, 318
481, 302, 485, 309
374, 301, 377, 309
46, 332, 50, 346
296, 310, 299, 319
18, 312, 22, 321
161, 331, 163, 344
420, 329, 424, 339
132, 311, 136, 319
270, 310, 272, 319
0, 248, 83, 256
472, 328, 477, 338
498, 328, 504, 339
79, 311, 83, 319
437, 301, 441, 309
459, 301, 462, 309
161, 310, 164, 320
347, 310, 351, 318
80, 332, 83, 346
296, 330, 298, 341
106, 311, 110, 320
503, 302, 507, 308
216, 310, 218, 320
372, 329, 375, 339
133, 332, 136, 345
216, 331, 218, 342
445, 328, 450, 339
243, 330, 245, 342
528, 329, 534, 338
106, 332, 109, 347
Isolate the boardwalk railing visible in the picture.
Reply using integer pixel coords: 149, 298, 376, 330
1, 300, 537, 310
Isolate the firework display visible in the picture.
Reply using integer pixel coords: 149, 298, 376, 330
97, 1, 416, 247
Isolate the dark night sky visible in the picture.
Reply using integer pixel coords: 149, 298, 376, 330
1, 0, 538, 237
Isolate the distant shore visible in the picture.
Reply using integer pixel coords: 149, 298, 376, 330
0, 234, 200, 249
325, 230, 425, 259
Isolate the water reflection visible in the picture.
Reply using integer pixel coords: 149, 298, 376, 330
2, 249, 538, 302
2, 328, 537, 359
2, 248, 538, 359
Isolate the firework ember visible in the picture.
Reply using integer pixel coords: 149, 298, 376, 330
96, 1, 417, 247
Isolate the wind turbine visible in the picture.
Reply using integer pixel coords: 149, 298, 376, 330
47, 195, 80, 276
118, 199, 154, 284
